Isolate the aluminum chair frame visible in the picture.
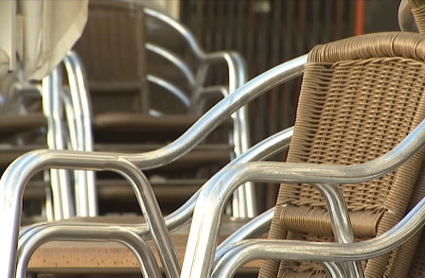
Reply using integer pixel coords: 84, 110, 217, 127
9, 52, 425, 277
399, 0, 415, 31
182, 115, 425, 276
42, 67, 74, 220
69, 5, 253, 218
178, 56, 425, 277
62, 51, 96, 217
1, 155, 179, 278
398, 0, 425, 32
17, 125, 294, 277
212, 187, 425, 277
17, 225, 161, 278
0, 55, 305, 278
0, 68, 78, 221
144, 7, 254, 218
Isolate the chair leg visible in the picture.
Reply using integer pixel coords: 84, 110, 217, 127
42, 66, 75, 219
63, 52, 98, 217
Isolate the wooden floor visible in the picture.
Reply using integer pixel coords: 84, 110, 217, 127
27, 216, 263, 276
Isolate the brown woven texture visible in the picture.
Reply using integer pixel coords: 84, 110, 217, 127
73, 0, 149, 114
259, 32, 425, 277
391, 6, 425, 277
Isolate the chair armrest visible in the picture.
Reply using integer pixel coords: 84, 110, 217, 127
183, 110, 425, 276
194, 51, 247, 100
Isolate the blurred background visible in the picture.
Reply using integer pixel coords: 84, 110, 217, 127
0, 0, 406, 222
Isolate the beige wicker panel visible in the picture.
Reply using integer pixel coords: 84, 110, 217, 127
259, 32, 425, 278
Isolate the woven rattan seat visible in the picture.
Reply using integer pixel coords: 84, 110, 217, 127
259, 32, 425, 277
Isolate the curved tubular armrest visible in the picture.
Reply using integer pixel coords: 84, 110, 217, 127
212, 240, 359, 277
111, 55, 304, 168
146, 43, 196, 88
215, 207, 275, 261
0, 155, 179, 278
2, 54, 305, 277
181, 110, 425, 277
213, 196, 425, 278
212, 209, 348, 276
144, 8, 204, 58
17, 225, 161, 278
147, 74, 192, 109
19, 127, 294, 249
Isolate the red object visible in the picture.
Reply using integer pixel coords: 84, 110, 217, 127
355, 0, 365, 35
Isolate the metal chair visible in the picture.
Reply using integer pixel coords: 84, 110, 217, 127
0, 46, 303, 277
180, 32, 425, 277
14, 31, 425, 277
0, 64, 83, 222
16, 126, 294, 277
70, 0, 254, 218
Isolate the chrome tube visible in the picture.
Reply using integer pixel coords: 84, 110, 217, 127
102, 56, 302, 168
224, 52, 254, 217
196, 86, 229, 114
63, 52, 97, 217
213, 208, 346, 277
399, 0, 416, 32
17, 225, 161, 278
212, 240, 358, 277
19, 127, 294, 245
2, 55, 305, 277
2, 82, 41, 115
316, 184, 363, 277
144, 8, 204, 58
212, 204, 425, 278
323, 262, 346, 278
62, 88, 78, 151
146, 6, 255, 217
42, 67, 74, 220
147, 75, 192, 109
215, 207, 275, 261
146, 43, 196, 88
0, 155, 179, 278
62, 59, 88, 217
181, 112, 425, 277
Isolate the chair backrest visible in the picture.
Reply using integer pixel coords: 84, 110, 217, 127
73, 0, 149, 114
400, 3, 425, 276
259, 32, 425, 277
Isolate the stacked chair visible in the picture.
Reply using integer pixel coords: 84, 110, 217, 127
69, 0, 254, 218
0, 63, 84, 224
8, 1, 425, 278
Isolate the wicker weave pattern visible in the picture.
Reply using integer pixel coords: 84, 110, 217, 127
280, 205, 383, 238
259, 32, 425, 277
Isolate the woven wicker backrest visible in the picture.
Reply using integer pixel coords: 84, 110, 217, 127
259, 32, 425, 277
399, 4, 425, 277
73, 0, 148, 114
